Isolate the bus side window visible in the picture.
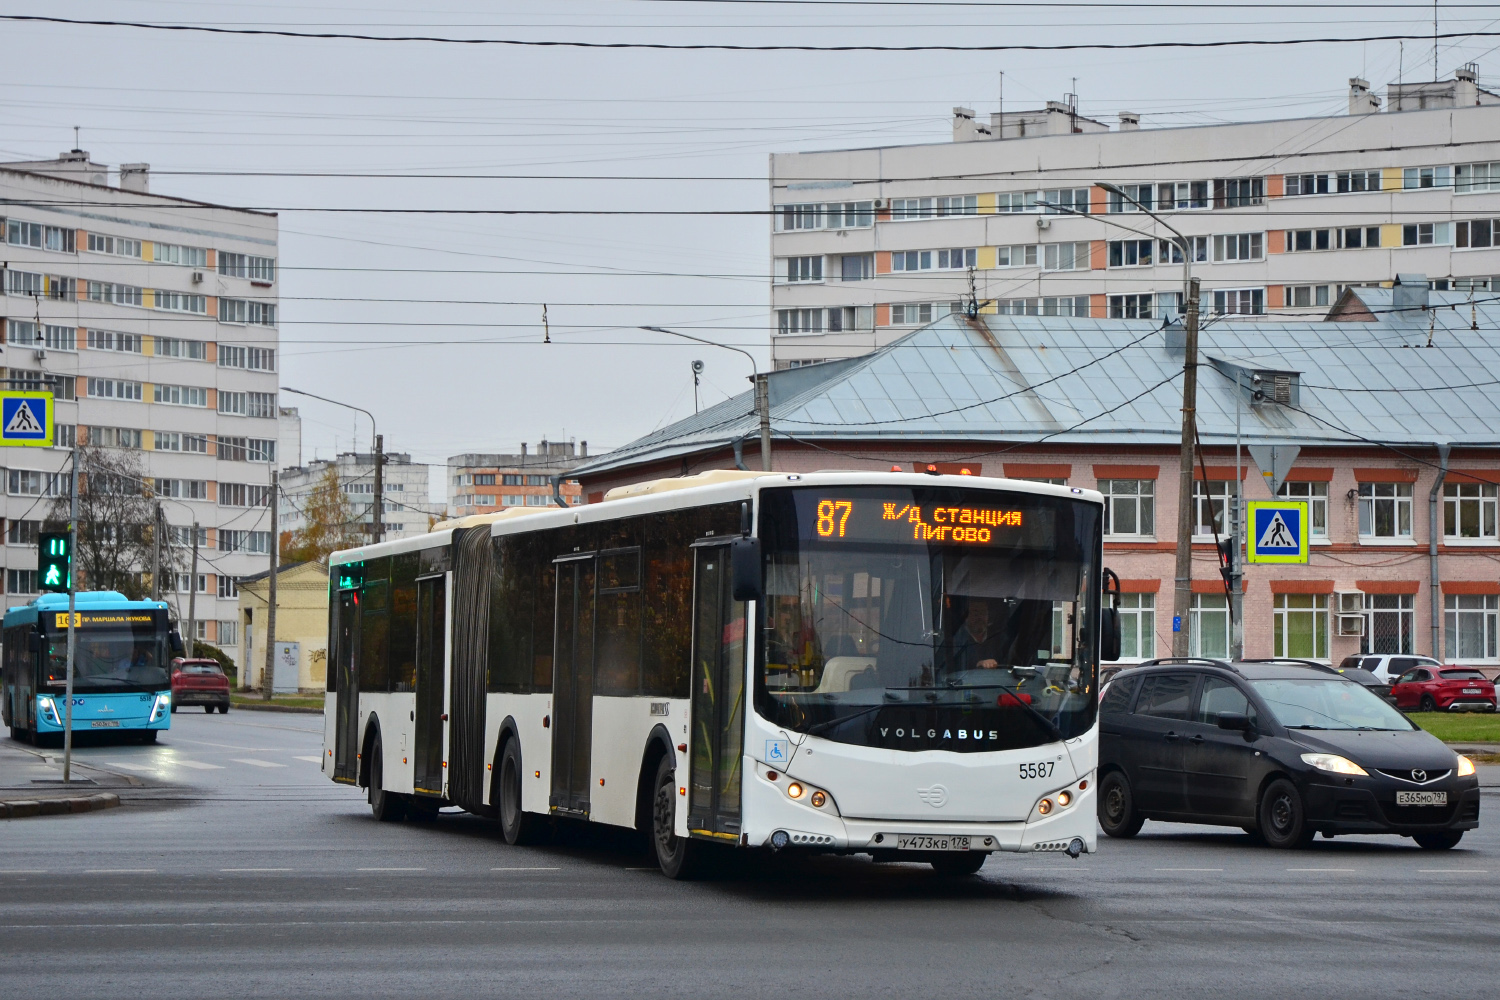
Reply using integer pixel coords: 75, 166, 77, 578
531, 533, 556, 692
595, 547, 643, 696
489, 533, 537, 693
361, 556, 392, 692
389, 552, 419, 693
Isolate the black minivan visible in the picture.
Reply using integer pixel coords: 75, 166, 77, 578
1098, 658, 1481, 849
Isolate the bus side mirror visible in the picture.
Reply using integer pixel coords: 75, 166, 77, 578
730, 536, 762, 603
169, 630, 186, 657
1099, 606, 1122, 662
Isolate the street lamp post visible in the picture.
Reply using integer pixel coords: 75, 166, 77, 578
640, 326, 771, 471
280, 387, 383, 543
1096, 184, 1204, 658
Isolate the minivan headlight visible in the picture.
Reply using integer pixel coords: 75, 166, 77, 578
1301, 752, 1367, 776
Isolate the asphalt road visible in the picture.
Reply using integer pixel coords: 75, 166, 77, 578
3, 709, 1499, 998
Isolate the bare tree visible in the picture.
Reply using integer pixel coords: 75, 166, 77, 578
48, 443, 161, 598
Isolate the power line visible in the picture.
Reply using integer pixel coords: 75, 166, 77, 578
6, 14, 1500, 53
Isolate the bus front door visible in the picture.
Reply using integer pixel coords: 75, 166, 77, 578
414, 574, 447, 796
550, 554, 596, 816
333, 592, 360, 782
688, 543, 746, 841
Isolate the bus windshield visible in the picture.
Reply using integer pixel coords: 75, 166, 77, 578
754, 485, 1101, 752
43, 629, 171, 691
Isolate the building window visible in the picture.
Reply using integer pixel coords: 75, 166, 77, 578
218, 299, 277, 326
1117, 593, 1156, 661
6, 519, 41, 545
219, 483, 272, 507
6, 570, 38, 595
1106, 184, 1154, 213
1274, 593, 1329, 660
155, 479, 209, 500
938, 248, 977, 270
890, 197, 935, 220
1100, 479, 1154, 537
87, 329, 143, 353
247, 392, 277, 418
1362, 593, 1414, 655
1155, 181, 1210, 210
156, 384, 209, 407
1158, 236, 1208, 264
1107, 239, 1154, 267
152, 243, 208, 268
90, 427, 143, 449
6, 219, 43, 247
1277, 481, 1328, 536
153, 290, 207, 314
174, 574, 209, 594
1284, 173, 1332, 196
87, 378, 144, 401
86, 233, 142, 257
1443, 482, 1498, 540
218, 530, 272, 554
1042, 242, 1088, 271
1286, 285, 1332, 309
218, 620, 238, 646
995, 244, 1038, 267
1214, 177, 1264, 208
155, 337, 207, 360
1401, 222, 1452, 246
155, 432, 208, 453
937, 195, 978, 216
1108, 294, 1155, 319
1337, 169, 1383, 192
1358, 482, 1413, 538
1455, 219, 1499, 248
1212, 288, 1264, 315
782, 256, 822, 283
1446, 594, 1500, 660
1212, 232, 1263, 262
890, 302, 940, 325
1190, 593, 1231, 658
218, 577, 239, 599
87, 282, 144, 306
1337, 227, 1383, 249
1403, 165, 1452, 190
1193, 480, 1232, 537
218, 252, 277, 281
840, 254, 872, 281
473, 473, 496, 486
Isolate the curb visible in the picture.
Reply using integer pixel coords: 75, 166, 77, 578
0, 792, 120, 819
229, 702, 323, 715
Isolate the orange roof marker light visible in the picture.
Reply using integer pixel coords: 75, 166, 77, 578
959, 467, 974, 475
890, 465, 902, 472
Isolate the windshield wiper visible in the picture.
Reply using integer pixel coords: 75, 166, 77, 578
803, 699, 897, 736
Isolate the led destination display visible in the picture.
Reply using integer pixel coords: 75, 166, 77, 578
807, 495, 1052, 548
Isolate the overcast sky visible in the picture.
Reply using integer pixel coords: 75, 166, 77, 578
6, 2, 1500, 499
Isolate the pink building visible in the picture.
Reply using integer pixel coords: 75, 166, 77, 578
577, 278, 1500, 668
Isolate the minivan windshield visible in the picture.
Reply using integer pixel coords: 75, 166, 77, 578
1251, 677, 1415, 731
753, 485, 1101, 752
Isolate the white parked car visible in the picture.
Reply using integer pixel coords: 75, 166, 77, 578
1337, 654, 1443, 685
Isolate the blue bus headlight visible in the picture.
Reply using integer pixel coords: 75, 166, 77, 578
150, 693, 171, 722
37, 696, 61, 726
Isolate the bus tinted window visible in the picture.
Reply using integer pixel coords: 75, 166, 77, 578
642, 504, 739, 697
596, 547, 643, 695
490, 533, 538, 692
389, 552, 418, 692
361, 557, 391, 691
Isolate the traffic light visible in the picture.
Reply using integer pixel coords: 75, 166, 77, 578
336, 561, 365, 591
38, 531, 71, 593
1216, 537, 1236, 584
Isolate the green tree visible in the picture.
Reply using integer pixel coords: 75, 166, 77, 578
282, 464, 360, 564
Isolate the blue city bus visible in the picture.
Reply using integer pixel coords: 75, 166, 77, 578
2, 592, 182, 745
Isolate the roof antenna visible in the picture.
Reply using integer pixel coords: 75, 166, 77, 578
542, 303, 550, 344
72, 125, 81, 152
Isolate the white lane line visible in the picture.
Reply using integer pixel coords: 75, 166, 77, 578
358, 867, 427, 871
1286, 868, 1358, 872
171, 760, 224, 770
85, 869, 157, 874
1419, 869, 1489, 873
0, 870, 48, 874
231, 758, 287, 768
221, 868, 295, 872
491, 867, 561, 871
1153, 868, 1224, 872
293, 756, 324, 763
103, 761, 158, 772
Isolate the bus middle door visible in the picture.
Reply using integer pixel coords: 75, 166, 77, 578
413, 573, 447, 796
687, 542, 747, 842
550, 553, 596, 816
333, 591, 360, 782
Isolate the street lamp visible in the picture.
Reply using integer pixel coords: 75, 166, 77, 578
640, 326, 771, 471
280, 386, 383, 544
1096, 182, 1204, 658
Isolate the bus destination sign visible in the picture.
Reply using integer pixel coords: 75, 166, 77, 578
813, 497, 1032, 546
53, 612, 158, 629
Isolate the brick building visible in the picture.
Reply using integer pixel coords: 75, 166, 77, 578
575, 279, 1500, 668
447, 439, 586, 517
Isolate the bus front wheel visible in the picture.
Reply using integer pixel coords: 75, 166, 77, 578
368, 735, 407, 822
652, 756, 705, 880
499, 739, 544, 846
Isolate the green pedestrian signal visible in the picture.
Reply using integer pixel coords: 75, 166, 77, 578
337, 562, 365, 591
38, 531, 71, 593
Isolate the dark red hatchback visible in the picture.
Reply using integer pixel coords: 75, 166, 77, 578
1392, 666, 1497, 713
171, 659, 231, 714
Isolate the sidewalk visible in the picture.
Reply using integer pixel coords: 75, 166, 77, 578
0, 737, 144, 818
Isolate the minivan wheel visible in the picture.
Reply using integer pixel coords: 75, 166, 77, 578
1098, 771, 1145, 838
1258, 778, 1314, 849
1414, 831, 1463, 850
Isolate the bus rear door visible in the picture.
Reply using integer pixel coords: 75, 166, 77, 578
413, 573, 447, 795
550, 552, 596, 816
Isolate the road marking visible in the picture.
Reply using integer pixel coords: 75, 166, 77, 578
1154, 868, 1223, 872
358, 867, 426, 871
293, 755, 323, 763
231, 758, 287, 768
624, 867, 657, 871
221, 868, 294, 872
104, 761, 157, 772
1418, 869, 1489, 873
1286, 868, 1358, 872
491, 867, 561, 871
171, 760, 224, 770
0, 870, 47, 874
85, 869, 157, 874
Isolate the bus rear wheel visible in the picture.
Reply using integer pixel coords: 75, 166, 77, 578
499, 739, 544, 846
368, 736, 407, 822
652, 756, 704, 880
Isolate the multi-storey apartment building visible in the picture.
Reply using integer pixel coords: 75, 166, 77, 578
279, 451, 444, 541
769, 68, 1500, 367
448, 439, 587, 517
0, 149, 281, 652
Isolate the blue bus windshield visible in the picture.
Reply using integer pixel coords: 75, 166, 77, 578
43, 630, 170, 690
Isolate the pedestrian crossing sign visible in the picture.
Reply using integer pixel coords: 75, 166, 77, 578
0, 391, 53, 447
1246, 500, 1308, 564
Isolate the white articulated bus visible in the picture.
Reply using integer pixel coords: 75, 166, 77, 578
323, 470, 1116, 877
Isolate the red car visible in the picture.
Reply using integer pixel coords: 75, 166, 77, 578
1391, 665, 1497, 713
171, 659, 231, 714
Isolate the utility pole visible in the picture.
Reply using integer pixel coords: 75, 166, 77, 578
1173, 278, 1202, 657
262, 469, 278, 700
372, 434, 385, 543
186, 521, 199, 660
62, 441, 78, 783
150, 501, 162, 599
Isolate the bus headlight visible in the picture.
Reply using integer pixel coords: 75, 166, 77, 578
150, 693, 171, 722
37, 696, 60, 726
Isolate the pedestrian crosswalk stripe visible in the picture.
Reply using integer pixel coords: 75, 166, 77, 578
293, 755, 323, 762
231, 758, 286, 768
172, 760, 224, 770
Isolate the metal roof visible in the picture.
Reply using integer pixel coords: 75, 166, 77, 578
576, 283, 1500, 478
